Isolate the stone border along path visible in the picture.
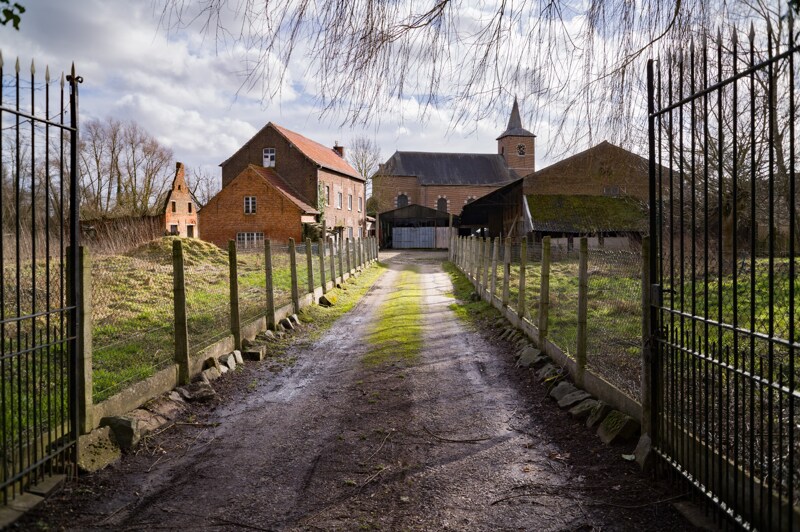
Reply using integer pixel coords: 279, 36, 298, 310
19, 250, 697, 531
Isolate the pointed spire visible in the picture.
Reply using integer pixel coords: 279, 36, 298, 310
507, 97, 522, 131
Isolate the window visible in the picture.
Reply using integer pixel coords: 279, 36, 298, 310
358, 227, 363, 237
437, 197, 448, 212
188, 203, 192, 213
263, 148, 276, 167
358, 197, 363, 212
348, 194, 353, 211
348, 226, 354, 238
171, 201, 176, 213
236, 232, 265, 249
603, 185, 622, 197
397, 193, 409, 208
325, 186, 331, 205
244, 196, 257, 214
169, 224, 179, 235
187, 225, 194, 238
337, 191, 343, 209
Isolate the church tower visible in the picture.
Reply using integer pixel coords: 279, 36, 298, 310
497, 98, 536, 176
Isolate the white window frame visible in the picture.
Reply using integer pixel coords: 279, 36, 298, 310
336, 191, 343, 209
244, 196, 257, 214
263, 148, 276, 167
358, 196, 363, 212
348, 194, 353, 211
236, 232, 265, 249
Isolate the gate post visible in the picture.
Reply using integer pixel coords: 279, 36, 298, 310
640, 236, 652, 436
173, 240, 190, 386
228, 240, 241, 350
76, 246, 94, 434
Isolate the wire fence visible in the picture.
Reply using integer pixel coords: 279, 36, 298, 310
86, 236, 377, 404
455, 235, 644, 401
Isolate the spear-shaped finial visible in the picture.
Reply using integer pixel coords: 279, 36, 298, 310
45, 65, 50, 83
0, 51, 4, 69
30, 58, 35, 75
731, 25, 738, 48
749, 21, 756, 42
60, 71, 64, 88
15, 57, 20, 74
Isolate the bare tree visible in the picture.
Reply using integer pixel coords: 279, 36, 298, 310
188, 166, 220, 208
156, 1, 799, 155
347, 136, 381, 192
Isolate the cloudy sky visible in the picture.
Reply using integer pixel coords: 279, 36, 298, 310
0, 0, 549, 184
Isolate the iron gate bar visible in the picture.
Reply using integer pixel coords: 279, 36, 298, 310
0, 54, 81, 506
648, 21, 800, 531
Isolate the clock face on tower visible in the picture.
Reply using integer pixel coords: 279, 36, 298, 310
517, 143, 526, 156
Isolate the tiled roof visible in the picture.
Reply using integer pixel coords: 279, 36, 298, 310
271, 124, 361, 180
249, 165, 319, 214
379, 151, 516, 186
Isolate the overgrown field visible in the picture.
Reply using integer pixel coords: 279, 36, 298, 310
91, 237, 328, 402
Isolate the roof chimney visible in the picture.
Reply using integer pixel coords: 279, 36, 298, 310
333, 141, 344, 158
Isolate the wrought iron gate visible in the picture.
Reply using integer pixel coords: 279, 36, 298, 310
1, 57, 82, 504
647, 22, 799, 530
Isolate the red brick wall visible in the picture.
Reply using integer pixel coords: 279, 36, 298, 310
498, 135, 536, 175
318, 169, 366, 237
371, 175, 501, 216
221, 126, 317, 202
200, 167, 304, 247
164, 163, 199, 237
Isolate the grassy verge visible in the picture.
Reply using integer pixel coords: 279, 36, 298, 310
441, 262, 496, 326
363, 266, 424, 366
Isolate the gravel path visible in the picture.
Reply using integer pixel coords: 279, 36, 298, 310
19, 250, 696, 531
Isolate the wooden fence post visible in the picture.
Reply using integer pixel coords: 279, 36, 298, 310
319, 238, 327, 294
502, 237, 511, 307
483, 237, 490, 298
76, 246, 94, 433
172, 241, 190, 386
289, 238, 300, 313
477, 237, 484, 291
539, 236, 551, 345
490, 237, 499, 299
576, 237, 588, 385
345, 237, 352, 275
265, 240, 276, 329
338, 237, 344, 281
329, 239, 336, 284
640, 236, 652, 434
228, 240, 241, 350
305, 238, 314, 295
517, 239, 527, 318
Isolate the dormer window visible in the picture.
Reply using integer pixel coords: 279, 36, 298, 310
263, 148, 276, 167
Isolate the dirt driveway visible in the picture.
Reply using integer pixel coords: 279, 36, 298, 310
21, 250, 696, 531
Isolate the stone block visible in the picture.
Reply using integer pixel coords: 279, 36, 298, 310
144, 396, 185, 421
77, 426, 121, 472
177, 381, 216, 403
202, 356, 220, 371
201, 366, 222, 383
233, 350, 244, 365
241, 338, 254, 349
218, 364, 229, 374
257, 330, 276, 342
597, 410, 640, 444
27, 474, 66, 497
557, 390, 592, 409
100, 409, 168, 450
549, 381, 577, 401
219, 353, 236, 370
568, 399, 599, 421
535, 364, 560, 381
280, 317, 295, 331
516, 346, 545, 368
0, 492, 44, 529
243, 346, 265, 361
586, 401, 612, 428
319, 293, 337, 307
289, 314, 300, 325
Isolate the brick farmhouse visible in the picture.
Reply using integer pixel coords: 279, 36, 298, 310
163, 162, 198, 238
200, 123, 366, 248
371, 99, 534, 217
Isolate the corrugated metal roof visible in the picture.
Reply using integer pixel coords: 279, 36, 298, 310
380, 151, 516, 186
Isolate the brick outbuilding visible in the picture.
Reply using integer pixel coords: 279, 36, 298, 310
200, 123, 366, 248
163, 162, 198, 238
